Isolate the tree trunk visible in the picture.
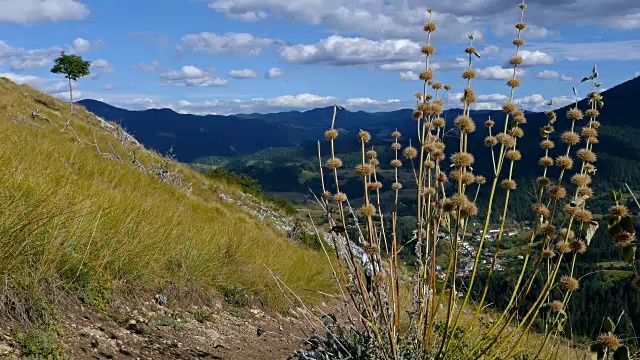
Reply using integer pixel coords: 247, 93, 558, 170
62, 77, 73, 131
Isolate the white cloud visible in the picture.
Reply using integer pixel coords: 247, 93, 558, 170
519, 50, 554, 67
177, 32, 282, 56
0, 0, 89, 24
560, 74, 573, 81
399, 71, 420, 81
476, 66, 525, 80
228, 69, 257, 79
280, 35, 421, 65
481, 45, 501, 57
532, 40, 640, 61
636, 71, 640, 77
380, 61, 424, 72
265, 67, 285, 78
0, 41, 63, 71
537, 70, 560, 79
90, 58, 114, 78
160, 65, 228, 87
73, 37, 91, 53
0, 72, 40, 85
133, 60, 162, 72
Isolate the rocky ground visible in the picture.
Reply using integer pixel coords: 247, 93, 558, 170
0, 293, 331, 359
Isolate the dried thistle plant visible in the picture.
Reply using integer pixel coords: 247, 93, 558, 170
303, 2, 606, 359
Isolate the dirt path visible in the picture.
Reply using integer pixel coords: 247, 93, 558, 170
0, 295, 327, 359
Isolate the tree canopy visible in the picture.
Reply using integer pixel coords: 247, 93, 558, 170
50, 52, 91, 81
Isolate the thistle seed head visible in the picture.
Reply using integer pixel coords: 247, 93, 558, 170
542, 249, 555, 259
559, 276, 579, 291
462, 69, 477, 79
433, 117, 446, 127
475, 175, 487, 185
367, 150, 377, 159
359, 204, 377, 217
597, 334, 620, 349
359, 130, 372, 143
551, 300, 564, 312
503, 103, 517, 114
587, 137, 599, 145
510, 127, 524, 138
496, 132, 516, 148
424, 187, 436, 196
391, 130, 402, 138
570, 240, 588, 254
367, 181, 383, 191
514, 114, 527, 125
413, 110, 424, 120
454, 115, 476, 133
577, 148, 597, 163
451, 152, 475, 167
391, 182, 403, 190
555, 155, 574, 170
537, 176, 551, 186
585, 109, 600, 118
613, 231, 635, 246
549, 185, 567, 199
370, 158, 379, 166
589, 120, 601, 129
465, 46, 477, 54
532, 203, 551, 218
501, 179, 517, 190
507, 78, 521, 88
484, 136, 498, 147
462, 87, 477, 104
420, 70, 434, 81
355, 164, 375, 177
515, 22, 527, 30
571, 173, 592, 187
461, 172, 475, 186
561, 131, 581, 146
577, 186, 593, 198
403, 146, 418, 159
513, 38, 525, 46
424, 160, 435, 169
423, 22, 437, 32
566, 108, 584, 121
322, 191, 332, 200
390, 159, 403, 168
610, 205, 630, 217
573, 208, 593, 223
556, 241, 572, 254
506, 149, 522, 161
324, 129, 339, 140
509, 56, 524, 65
437, 172, 448, 184
485, 119, 495, 127
333, 192, 347, 203
391, 142, 402, 150
421, 45, 436, 55
582, 127, 598, 138
326, 158, 344, 169
541, 223, 556, 237
432, 82, 443, 90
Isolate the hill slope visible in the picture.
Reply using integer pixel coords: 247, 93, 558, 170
0, 77, 333, 313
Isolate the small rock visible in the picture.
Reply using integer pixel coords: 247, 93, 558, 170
0, 343, 13, 356
154, 294, 167, 306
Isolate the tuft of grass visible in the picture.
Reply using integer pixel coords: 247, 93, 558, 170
0, 78, 334, 315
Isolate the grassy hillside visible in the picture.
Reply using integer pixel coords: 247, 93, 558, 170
0, 77, 333, 315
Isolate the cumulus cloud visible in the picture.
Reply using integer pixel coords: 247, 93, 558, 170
532, 40, 640, 61
228, 69, 257, 79
280, 36, 420, 65
379, 61, 424, 71
399, 71, 420, 81
0, 72, 40, 85
265, 67, 285, 78
0, 41, 63, 71
133, 60, 162, 72
90, 58, 114, 78
73, 37, 91, 53
177, 32, 282, 56
537, 70, 573, 81
519, 50, 554, 66
0, 0, 89, 24
476, 66, 525, 80
160, 65, 228, 87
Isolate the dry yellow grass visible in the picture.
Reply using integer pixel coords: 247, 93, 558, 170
0, 77, 334, 310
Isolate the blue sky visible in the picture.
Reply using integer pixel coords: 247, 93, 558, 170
1, 0, 639, 115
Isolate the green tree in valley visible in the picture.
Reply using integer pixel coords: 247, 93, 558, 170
50, 52, 91, 131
